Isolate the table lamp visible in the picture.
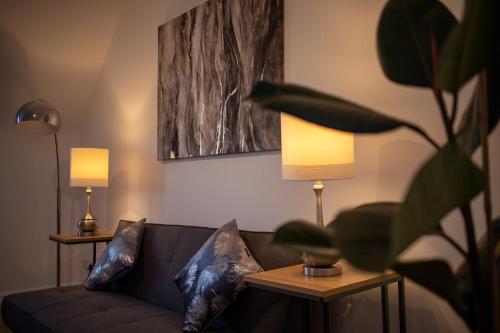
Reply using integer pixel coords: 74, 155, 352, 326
281, 113, 354, 276
70, 148, 109, 236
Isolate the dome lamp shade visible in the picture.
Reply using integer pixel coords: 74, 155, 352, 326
15, 100, 61, 134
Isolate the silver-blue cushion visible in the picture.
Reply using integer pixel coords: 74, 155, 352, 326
174, 219, 263, 332
85, 218, 146, 290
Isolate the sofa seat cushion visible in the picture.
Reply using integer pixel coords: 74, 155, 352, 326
2, 286, 233, 333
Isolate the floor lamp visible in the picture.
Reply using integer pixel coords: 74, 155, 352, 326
15, 100, 62, 287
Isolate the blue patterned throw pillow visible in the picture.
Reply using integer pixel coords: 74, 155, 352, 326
174, 219, 263, 332
85, 219, 146, 290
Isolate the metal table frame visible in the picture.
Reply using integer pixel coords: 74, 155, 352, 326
49, 232, 113, 287
246, 274, 406, 333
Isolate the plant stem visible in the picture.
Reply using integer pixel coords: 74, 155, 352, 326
404, 123, 440, 150
479, 69, 496, 333
461, 204, 483, 330
429, 30, 454, 143
433, 90, 455, 143
438, 230, 467, 259
450, 93, 459, 127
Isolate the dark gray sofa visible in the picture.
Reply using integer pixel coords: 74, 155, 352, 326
2, 222, 308, 333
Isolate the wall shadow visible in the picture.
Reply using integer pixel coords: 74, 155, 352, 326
107, 169, 129, 229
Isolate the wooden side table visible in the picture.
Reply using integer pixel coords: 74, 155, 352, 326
49, 231, 114, 287
243, 262, 406, 333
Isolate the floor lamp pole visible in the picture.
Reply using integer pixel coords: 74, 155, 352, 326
54, 134, 61, 287
15, 100, 62, 287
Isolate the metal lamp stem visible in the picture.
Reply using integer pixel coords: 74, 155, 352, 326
313, 180, 324, 227
85, 187, 93, 216
54, 134, 61, 233
303, 180, 342, 277
54, 134, 61, 287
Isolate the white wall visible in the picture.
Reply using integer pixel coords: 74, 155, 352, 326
0, 0, 124, 297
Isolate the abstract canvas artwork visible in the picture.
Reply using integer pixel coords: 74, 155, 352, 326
157, 0, 283, 160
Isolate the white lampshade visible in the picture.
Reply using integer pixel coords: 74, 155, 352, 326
281, 114, 354, 180
70, 148, 109, 187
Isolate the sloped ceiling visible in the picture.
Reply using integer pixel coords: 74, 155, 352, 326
0, 0, 126, 127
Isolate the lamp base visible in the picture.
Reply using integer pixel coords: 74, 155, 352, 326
78, 230, 97, 237
77, 214, 99, 237
77, 186, 99, 237
303, 264, 342, 277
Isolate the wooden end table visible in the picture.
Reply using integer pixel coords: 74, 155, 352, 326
243, 262, 406, 333
49, 231, 114, 287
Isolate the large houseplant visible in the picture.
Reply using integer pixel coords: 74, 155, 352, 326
249, 0, 498, 331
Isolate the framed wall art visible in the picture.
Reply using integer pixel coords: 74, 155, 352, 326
158, 0, 283, 160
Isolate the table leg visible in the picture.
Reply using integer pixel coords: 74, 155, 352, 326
381, 285, 389, 333
323, 302, 332, 333
308, 300, 314, 333
56, 243, 61, 287
398, 279, 406, 333
92, 243, 97, 266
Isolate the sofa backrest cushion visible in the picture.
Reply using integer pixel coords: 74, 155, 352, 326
114, 222, 300, 315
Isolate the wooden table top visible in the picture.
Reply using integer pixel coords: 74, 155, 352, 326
243, 262, 401, 301
49, 231, 114, 244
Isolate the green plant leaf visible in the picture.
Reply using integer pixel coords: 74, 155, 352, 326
394, 144, 485, 253
273, 220, 339, 259
438, 0, 493, 92
329, 202, 400, 271
456, 86, 500, 155
456, 87, 483, 154
249, 82, 414, 133
394, 260, 472, 327
456, 44, 500, 153
377, 0, 457, 87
